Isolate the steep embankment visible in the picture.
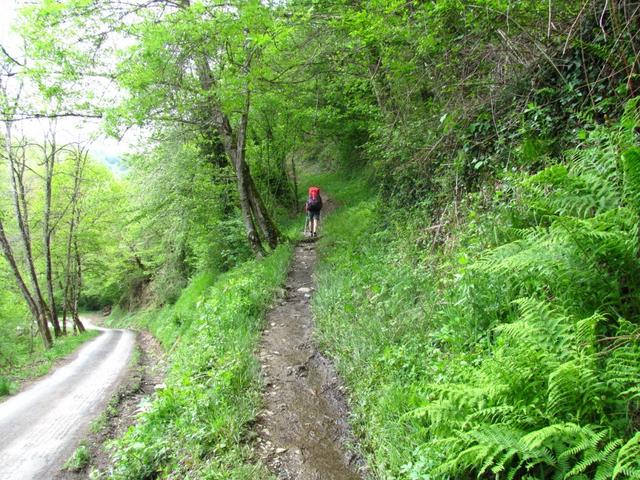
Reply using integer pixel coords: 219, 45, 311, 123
310, 110, 640, 479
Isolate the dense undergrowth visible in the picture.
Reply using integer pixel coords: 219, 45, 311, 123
103, 246, 293, 479
312, 101, 640, 479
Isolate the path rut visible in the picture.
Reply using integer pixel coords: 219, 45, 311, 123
255, 240, 364, 480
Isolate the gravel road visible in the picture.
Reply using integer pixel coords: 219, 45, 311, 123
0, 324, 135, 480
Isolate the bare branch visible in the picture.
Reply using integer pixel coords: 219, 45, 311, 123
2, 112, 104, 122
0, 44, 24, 67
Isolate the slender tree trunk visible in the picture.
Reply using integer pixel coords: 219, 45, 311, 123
233, 116, 265, 255
72, 237, 85, 333
8, 144, 51, 323
235, 87, 274, 253
3, 121, 54, 347
0, 219, 53, 348
62, 148, 85, 335
63, 217, 76, 335
245, 165, 279, 249
43, 131, 62, 336
62, 282, 68, 335
237, 163, 265, 254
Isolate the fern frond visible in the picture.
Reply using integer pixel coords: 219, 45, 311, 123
622, 147, 640, 214
560, 428, 609, 459
574, 313, 601, 351
606, 341, 640, 401
435, 425, 547, 478
613, 432, 640, 479
519, 422, 583, 450
494, 320, 540, 343
564, 437, 622, 477
548, 361, 582, 419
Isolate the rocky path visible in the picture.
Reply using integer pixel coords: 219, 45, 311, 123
255, 239, 364, 480
0, 323, 135, 480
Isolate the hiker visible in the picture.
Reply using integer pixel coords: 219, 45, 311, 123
305, 186, 323, 237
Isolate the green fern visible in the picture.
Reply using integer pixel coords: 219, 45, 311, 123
409, 108, 640, 479
613, 432, 640, 479
547, 357, 602, 421
622, 147, 640, 214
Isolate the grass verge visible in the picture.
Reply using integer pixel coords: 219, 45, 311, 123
106, 245, 293, 479
64, 441, 91, 472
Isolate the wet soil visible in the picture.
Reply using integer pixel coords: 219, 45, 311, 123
255, 239, 366, 480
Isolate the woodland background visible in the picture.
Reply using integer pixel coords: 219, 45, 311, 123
1, 0, 640, 478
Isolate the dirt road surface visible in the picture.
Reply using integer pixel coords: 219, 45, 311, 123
0, 323, 135, 480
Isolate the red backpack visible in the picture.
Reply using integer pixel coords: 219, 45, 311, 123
307, 186, 322, 209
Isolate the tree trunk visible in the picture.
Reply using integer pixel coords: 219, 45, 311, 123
0, 219, 53, 348
63, 215, 75, 336
72, 237, 85, 333
245, 165, 279, 249
195, 52, 278, 255
43, 131, 62, 336
3, 121, 54, 347
235, 158, 265, 255
9, 143, 51, 325
62, 285, 68, 335
63, 148, 85, 334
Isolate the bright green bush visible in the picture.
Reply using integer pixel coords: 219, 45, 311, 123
0, 376, 15, 396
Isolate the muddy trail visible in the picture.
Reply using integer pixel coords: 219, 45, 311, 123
255, 235, 365, 479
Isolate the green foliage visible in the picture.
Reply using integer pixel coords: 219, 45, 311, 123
0, 376, 15, 396
118, 132, 250, 308
64, 441, 91, 472
107, 246, 291, 479
5, 0, 640, 477
107, 270, 218, 349
313, 108, 640, 479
